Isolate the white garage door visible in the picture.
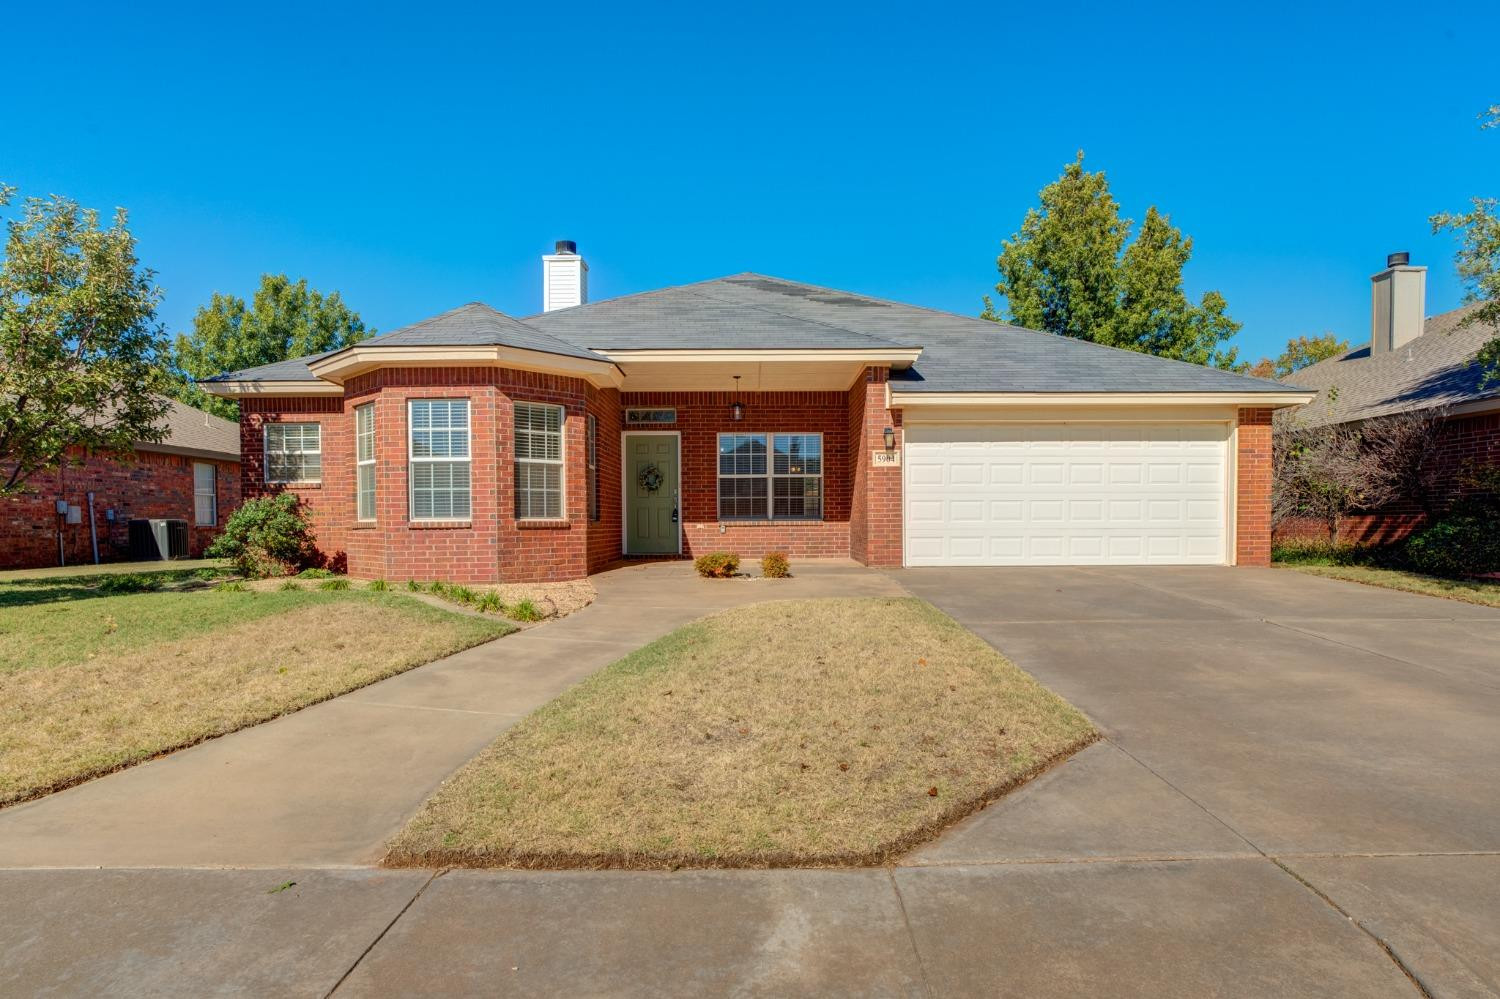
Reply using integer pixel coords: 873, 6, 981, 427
904, 422, 1229, 566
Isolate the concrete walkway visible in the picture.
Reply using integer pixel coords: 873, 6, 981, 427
0, 561, 905, 868
4, 565, 1497, 996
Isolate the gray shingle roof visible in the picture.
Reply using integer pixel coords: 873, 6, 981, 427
137, 397, 239, 460
1281, 304, 1500, 426
523, 274, 919, 350
203, 273, 1299, 396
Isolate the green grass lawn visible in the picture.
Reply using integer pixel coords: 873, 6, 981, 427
0, 570, 512, 806
1278, 563, 1500, 608
386, 597, 1096, 870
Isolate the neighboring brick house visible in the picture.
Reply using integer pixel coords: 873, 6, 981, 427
203, 243, 1309, 583
1280, 253, 1500, 544
0, 398, 241, 570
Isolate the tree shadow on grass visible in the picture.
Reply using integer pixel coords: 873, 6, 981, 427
0, 569, 216, 609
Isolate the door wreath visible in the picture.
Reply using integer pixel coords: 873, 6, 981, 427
639, 463, 664, 493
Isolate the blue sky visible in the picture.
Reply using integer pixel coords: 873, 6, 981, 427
5, 1, 1496, 363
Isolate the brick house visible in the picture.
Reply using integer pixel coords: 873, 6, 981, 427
1280, 253, 1500, 543
202, 243, 1310, 582
0, 398, 240, 570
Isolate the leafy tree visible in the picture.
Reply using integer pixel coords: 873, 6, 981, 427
983, 152, 1242, 369
171, 274, 372, 418
1430, 105, 1500, 384
0, 185, 170, 495
1246, 333, 1349, 380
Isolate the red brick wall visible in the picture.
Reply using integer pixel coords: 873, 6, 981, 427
585, 386, 624, 573
1235, 407, 1273, 566
619, 390, 853, 559
848, 368, 903, 567
1273, 410, 1500, 546
242, 369, 595, 583
0, 448, 240, 570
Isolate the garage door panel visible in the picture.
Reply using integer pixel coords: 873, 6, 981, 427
905, 422, 1228, 566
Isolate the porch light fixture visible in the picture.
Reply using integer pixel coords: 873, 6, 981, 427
730, 375, 745, 422
883, 426, 896, 451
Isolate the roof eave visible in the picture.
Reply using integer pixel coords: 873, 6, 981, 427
595, 347, 922, 368
305, 344, 624, 388
889, 390, 1318, 409
199, 379, 344, 398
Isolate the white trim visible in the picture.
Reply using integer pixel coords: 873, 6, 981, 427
263, 422, 323, 485
408, 398, 473, 522
620, 430, 682, 556
202, 380, 343, 398
599, 348, 921, 367
513, 400, 567, 522
890, 390, 1316, 408
1227, 421, 1240, 566
308, 345, 623, 388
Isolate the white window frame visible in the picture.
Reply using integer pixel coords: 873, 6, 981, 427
514, 401, 566, 521
355, 403, 376, 522
408, 399, 472, 522
264, 422, 322, 484
193, 462, 217, 526
716, 432, 824, 522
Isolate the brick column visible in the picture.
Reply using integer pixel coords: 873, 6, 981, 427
1235, 407, 1273, 567
848, 367, 903, 566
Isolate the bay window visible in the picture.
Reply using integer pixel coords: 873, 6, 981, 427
514, 401, 564, 520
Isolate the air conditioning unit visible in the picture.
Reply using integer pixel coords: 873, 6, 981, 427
127, 519, 192, 561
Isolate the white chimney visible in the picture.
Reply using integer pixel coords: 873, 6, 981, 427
542, 240, 588, 312
1371, 251, 1426, 353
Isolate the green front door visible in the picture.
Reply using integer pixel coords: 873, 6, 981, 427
624, 433, 680, 555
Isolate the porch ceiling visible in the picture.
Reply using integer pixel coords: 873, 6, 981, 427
615, 359, 875, 392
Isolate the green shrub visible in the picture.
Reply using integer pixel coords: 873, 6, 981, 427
206, 494, 316, 578
367, 579, 390, 592
214, 580, 248, 592
296, 567, 334, 579
406, 579, 423, 592
761, 551, 791, 578
318, 578, 351, 591
278, 579, 302, 591
427, 580, 449, 596
506, 598, 544, 622
694, 552, 740, 578
449, 585, 477, 605
1407, 515, 1500, 578
473, 591, 504, 613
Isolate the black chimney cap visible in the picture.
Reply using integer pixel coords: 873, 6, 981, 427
1387, 251, 1410, 267
554, 240, 577, 255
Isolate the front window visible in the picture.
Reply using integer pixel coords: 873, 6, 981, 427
514, 401, 564, 520
193, 462, 217, 526
717, 433, 823, 521
265, 423, 322, 484
355, 404, 376, 521
409, 399, 471, 520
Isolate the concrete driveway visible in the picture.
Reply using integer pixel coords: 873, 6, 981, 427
898, 565, 1500, 997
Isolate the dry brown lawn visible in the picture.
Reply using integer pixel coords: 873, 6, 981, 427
0, 585, 509, 805
386, 597, 1095, 870
1283, 564, 1500, 608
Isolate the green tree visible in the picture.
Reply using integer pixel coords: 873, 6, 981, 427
0, 185, 170, 495
1247, 333, 1350, 380
171, 274, 372, 418
1430, 104, 1500, 384
984, 153, 1242, 369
